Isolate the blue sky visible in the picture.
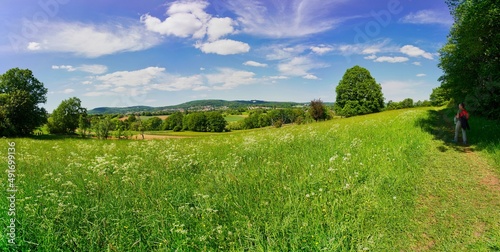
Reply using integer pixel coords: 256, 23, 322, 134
0, 0, 453, 111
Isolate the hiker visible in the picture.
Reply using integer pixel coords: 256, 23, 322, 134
453, 102, 470, 145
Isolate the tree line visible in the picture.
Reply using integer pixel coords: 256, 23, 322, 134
1, 65, 443, 137
438, 0, 499, 118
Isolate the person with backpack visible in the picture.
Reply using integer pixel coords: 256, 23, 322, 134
453, 102, 470, 145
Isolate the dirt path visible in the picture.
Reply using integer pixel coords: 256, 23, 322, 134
411, 109, 500, 251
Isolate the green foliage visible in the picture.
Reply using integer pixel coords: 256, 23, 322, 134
400, 98, 414, 108
309, 99, 328, 122
164, 112, 183, 130
334, 66, 385, 117
429, 87, 450, 107
182, 111, 227, 132
0, 68, 48, 136
439, 0, 500, 118
144, 117, 163, 131
92, 116, 113, 139
205, 111, 227, 132
48, 97, 87, 134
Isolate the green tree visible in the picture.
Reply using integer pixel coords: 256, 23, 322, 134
78, 114, 90, 137
144, 117, 163, 131
439, 0, 500, 118
183, 112, 207, 132
92, 116, 113, 140
429, 87, 450, 107
0, 68, 48, 135
309, 99, 328, 122
48, 97, 87, 134
206, 112, 227, 132
400, 98, 414, 109
334, 66, 384, 117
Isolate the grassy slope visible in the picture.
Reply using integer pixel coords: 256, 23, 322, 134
0, 108, 498, 251
411, 108, 500, 251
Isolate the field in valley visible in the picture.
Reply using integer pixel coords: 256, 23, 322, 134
1, 107, 499, 251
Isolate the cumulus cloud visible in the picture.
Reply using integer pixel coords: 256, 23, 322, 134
27, 21, 161, 58
278, 56, 326, 76
223, 0, 346, 38
416, 73, 426, 77
400, 45, 434, 60
374, 56, 409, 63
206, 17, 235, 41
243, 61, 268, 67
400, 10, 453, 26
413, 62, 422, 66
141, 0, 247, 55
196, 39, 250, 55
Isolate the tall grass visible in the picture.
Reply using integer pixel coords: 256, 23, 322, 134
0, 108, 438, 250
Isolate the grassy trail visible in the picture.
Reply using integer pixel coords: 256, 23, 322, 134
411, 108, 500, 251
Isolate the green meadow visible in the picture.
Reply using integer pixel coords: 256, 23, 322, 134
1, 107, 499, 251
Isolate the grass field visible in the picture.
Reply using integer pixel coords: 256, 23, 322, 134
1, 107, 499, 251
224, 115, 247, 123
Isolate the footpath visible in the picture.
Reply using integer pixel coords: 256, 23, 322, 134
411, 109, 500, 251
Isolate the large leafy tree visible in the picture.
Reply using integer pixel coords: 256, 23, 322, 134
0, 68, 48, 136
48, 97, 87, 134
439, 0, 500, 118
334, 66, 384, 117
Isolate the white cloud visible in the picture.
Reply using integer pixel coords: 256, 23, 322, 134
28, 21, 161, 57
206, 17, 235, 41
374, 56, 409, 63
95, 67, 165, 87
77, 65, 108, 75
200, 67, 205, 71
310, 45, 333, 55
141, 13, 204, 38
400, 10, 453, 26
205, 68, 257, 90
243, 61, 268, 67
416, 73, 426, 77
413, 62, 422, 66
400, 45, 434, 60
52, 65, 76, 71
278, 56, 321, 76
335, 39, 397, 56
151, 75, 205, 91
196, 39, 250, 55
62, 88, 75, 94
364, 54, 377, 60
53, 64, 108, 74
264, 44, 308, 60
27, 42, 41, 51
269, 76, 289, 80
141, 0, 242, 54
303, 74, 319, 80
224, 0, 345, 38
83, 66, 261, 96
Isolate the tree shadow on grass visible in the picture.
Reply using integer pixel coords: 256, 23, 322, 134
415, 108, 500, 154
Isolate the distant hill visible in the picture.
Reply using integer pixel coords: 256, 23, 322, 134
88, 99, 332, 114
